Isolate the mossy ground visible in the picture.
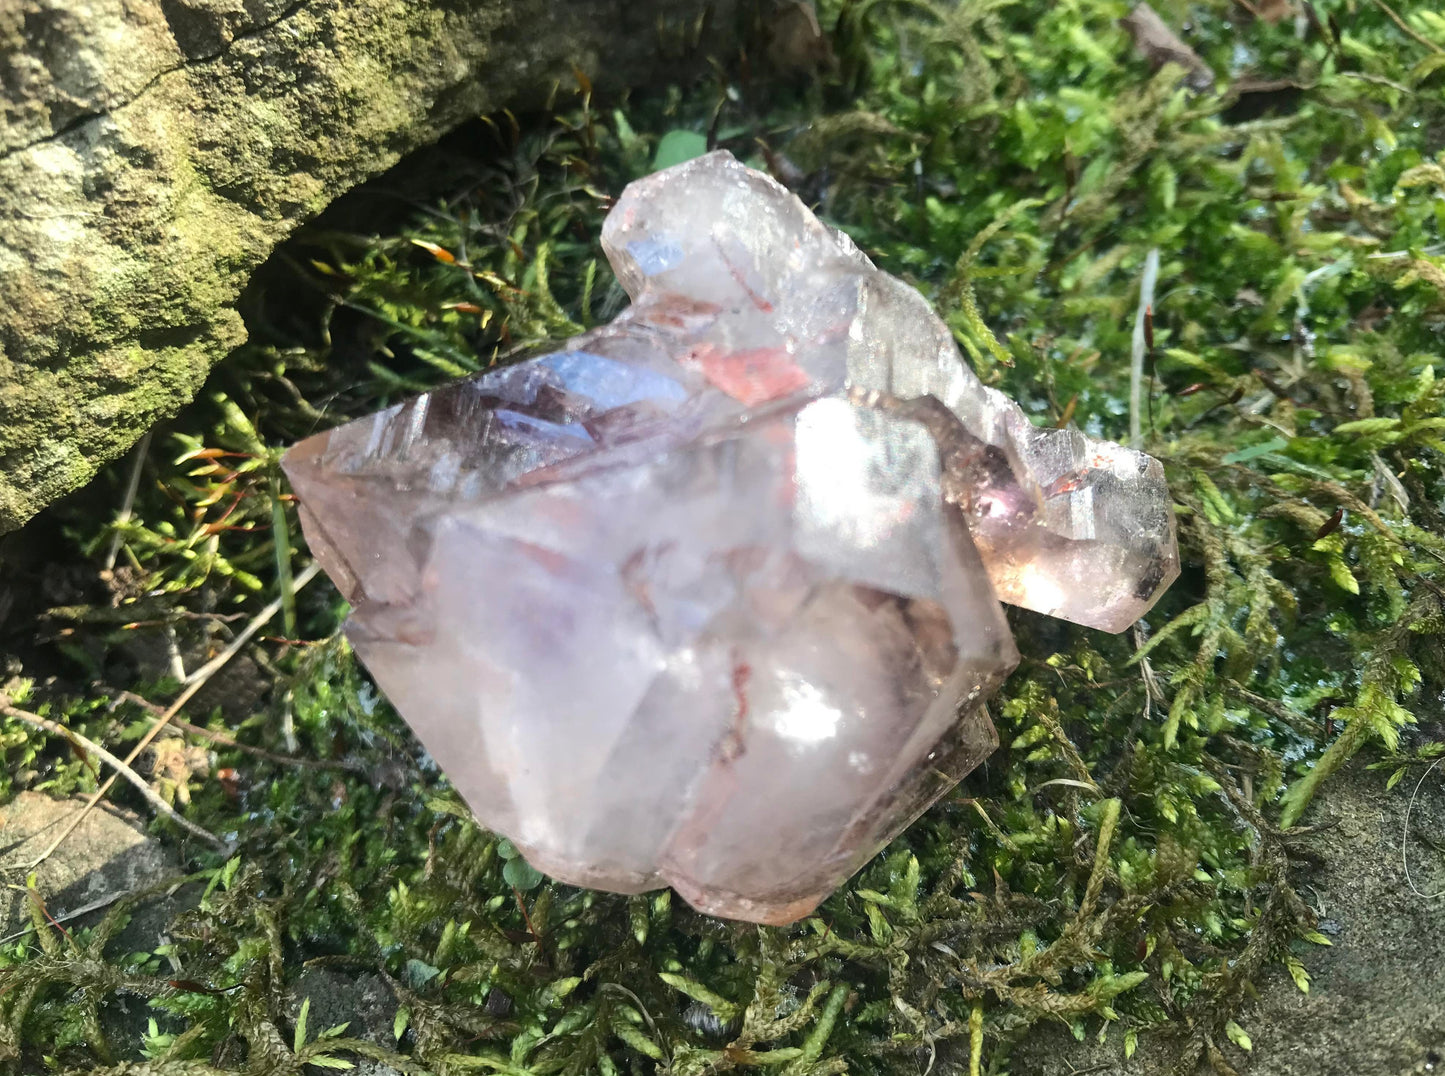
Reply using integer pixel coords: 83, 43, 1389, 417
2, 0, 1444, 1072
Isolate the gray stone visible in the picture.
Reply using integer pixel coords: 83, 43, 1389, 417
286, 967, 403, 1075
0, 0, 756, 532
0, 790, 180, 935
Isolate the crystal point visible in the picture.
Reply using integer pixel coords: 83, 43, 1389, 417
284, 151, 1178, 923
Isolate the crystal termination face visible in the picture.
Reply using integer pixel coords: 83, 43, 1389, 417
284, 152, 1179, 924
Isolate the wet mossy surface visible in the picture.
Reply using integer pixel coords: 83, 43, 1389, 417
2, 0, 1444, 1072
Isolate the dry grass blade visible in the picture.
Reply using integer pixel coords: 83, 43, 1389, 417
1129, 248, 1160, 449
103, 687, 362, 773
102, 429, 151, 573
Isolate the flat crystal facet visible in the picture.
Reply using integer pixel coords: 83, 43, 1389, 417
284, 151, 1179, 924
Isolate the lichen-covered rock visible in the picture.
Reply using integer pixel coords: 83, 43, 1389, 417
0, 0, 755, 532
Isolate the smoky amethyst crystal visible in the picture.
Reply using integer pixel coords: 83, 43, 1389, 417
283, 151, 1178, 924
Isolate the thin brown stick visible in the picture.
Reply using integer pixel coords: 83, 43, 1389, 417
1176, 757, 1311, 1071
24, 562, 321, 867
1367, 0, 1445, 53
1222, 681, 1319, 738
1129, 248, 1160, 448
103, 687, 360, 773
173, 717, 360, 771
0, 697, 226, 850
1133, 624, 1165, 713
183, 562, 320, 687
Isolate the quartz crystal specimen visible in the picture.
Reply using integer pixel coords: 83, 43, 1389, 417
283, 152, 1179, 924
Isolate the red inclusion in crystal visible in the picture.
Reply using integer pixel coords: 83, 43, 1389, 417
692, 345, 811, 406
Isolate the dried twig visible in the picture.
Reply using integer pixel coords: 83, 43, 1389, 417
1133, 624, 1165, 716
23, 562, 321, 868
1175, 757, 1312, 1071
183, 562, 320, 687
1223, 681, 1321, 738
179, 716, 359, 771
103, 686, 361, 773
0, 697, 226, 850
1366, 0, 1445, 54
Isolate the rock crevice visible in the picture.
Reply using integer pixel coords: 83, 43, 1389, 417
0, 0, 753, 532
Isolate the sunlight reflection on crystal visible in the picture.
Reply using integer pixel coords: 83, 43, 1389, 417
770, 678, 845, 746
975, 491, 1014, 519
1015, 561, 1067, 616
796, 399, 901, 549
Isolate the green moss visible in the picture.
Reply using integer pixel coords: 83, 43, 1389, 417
3, 0, 1444, 1073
